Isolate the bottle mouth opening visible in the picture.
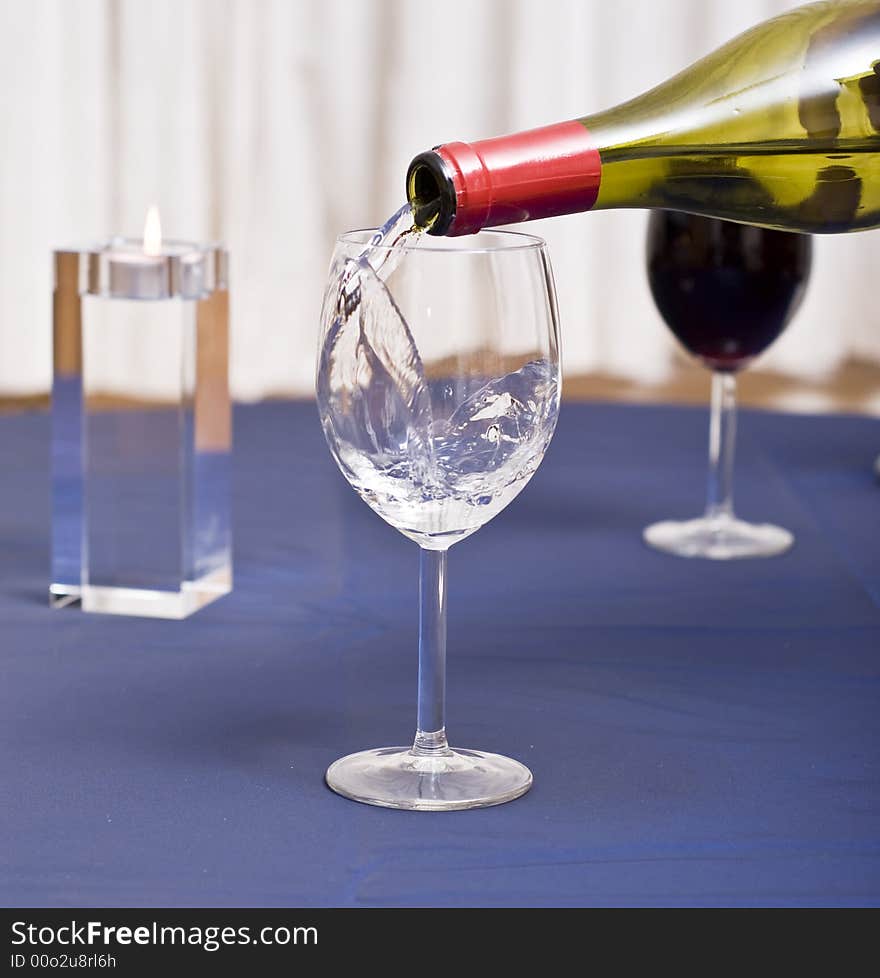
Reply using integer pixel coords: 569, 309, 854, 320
406, 152, 456, 235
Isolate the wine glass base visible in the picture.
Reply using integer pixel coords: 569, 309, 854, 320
643, 515, 793, 560
325, 746, 533, 811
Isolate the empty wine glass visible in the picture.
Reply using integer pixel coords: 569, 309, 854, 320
317, 214, 560, 810
643, 210, 812, 559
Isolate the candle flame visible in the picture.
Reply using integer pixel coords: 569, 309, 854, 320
143, 205, 162, 256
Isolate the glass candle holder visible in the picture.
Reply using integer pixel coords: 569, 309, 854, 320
51, 238, 232, 619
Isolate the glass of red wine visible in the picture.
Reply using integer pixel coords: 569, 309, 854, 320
643, 210, 812, 559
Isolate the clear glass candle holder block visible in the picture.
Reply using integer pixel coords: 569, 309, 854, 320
51, 240, 232, 619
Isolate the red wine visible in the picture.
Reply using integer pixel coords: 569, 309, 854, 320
646, 211, 813, 372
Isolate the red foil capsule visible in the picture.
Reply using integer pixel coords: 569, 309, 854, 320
435, 120, 602, 235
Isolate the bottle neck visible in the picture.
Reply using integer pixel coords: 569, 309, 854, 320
408, 120, 602, 236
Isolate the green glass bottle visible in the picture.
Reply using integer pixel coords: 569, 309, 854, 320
408, 0, 880, 235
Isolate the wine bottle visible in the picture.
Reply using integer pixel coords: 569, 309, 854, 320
407, 0, 880, 235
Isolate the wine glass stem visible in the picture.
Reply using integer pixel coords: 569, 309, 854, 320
413, 548, 449, 756
705, 371, 737, 522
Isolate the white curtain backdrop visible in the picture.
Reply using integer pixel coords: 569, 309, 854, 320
1, 0, 878, 399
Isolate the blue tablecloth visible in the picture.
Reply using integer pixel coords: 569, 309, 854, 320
2, 401, 878, 908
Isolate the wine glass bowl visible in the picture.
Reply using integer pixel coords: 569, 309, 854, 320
643, 210, 812, 560
317, 218, 560, 809
647, 210, 812, 373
